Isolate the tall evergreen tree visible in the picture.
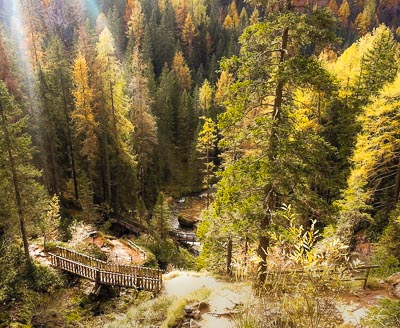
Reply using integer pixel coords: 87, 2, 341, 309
202, 1, 338, 280
128, 47, 157, 202
0, 81, 48, 265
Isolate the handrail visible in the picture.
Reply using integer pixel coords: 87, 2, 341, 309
265, 264, 379, 289
126, 240, 147, 260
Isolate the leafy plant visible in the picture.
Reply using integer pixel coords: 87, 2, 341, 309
361, 298, 400, 327
240, 205, 348, 327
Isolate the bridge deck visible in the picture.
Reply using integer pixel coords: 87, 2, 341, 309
49, 246, 162, 292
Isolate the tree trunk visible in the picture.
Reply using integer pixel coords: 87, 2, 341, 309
0, 101, 32, 266
394, 158, 400, 205
104, 133, 112, 204
39, 69, 60, 195
59, 65, 79, 200
110, 81, 119, 206
227, 235, 233, 276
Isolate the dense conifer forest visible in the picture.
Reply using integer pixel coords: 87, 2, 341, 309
1, 0, 400, 327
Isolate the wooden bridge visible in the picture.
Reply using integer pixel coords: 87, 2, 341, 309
49, 246, 162, 292
169, 230, 197, 244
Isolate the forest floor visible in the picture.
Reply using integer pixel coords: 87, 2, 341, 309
338, 282, 394, 326
163, 271, 250, 328
27, 208, 397, 327
28, 233, 397, 327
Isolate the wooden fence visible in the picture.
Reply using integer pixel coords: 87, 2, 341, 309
49, 246, 162, 292
265, 264, 379, 289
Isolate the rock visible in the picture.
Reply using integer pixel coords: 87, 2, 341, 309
393, 281, 400, 298
387, 272, 400, 284
193, 310, 201, 320
182, 322, 191, 328
190, 319, 201, 328
387, 272, 400, 298
198, 301, 210, 312
184, 305, 193, 314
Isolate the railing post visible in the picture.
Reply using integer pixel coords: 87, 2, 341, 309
96, 269, 100, 286
363, 267, 370, 289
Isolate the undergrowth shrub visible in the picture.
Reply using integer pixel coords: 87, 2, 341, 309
361, 298, 400, 327
235, 205, 348, 328
30, 263, 64, 293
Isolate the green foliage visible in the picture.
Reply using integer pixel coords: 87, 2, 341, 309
30, 264, 64, 294
361, 298, 400, 328
196, 116, 218, 195
0, 80, 49, 248
106, 295, 172, 328
369, 205, 400, 277
161, 287, 211, 328
41, 195, 61, 249
241, 205, 348, 327
0, 240, 25, 303
144, 238, 196, 270
370, 247, 399, 278
150, 192, 171, 241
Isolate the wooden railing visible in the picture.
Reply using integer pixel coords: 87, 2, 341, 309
169, 230, 197, 244
266, 264, 379, 289
340, 264, 379, 289
127, 240, 147, 260
116, 217, 146, 234
49, 247, 162, 292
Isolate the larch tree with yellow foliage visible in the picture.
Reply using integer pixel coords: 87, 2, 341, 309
93, 27, 136, 208
71, 52, 98, 179
336, 72, 400, 243
171, 50, 192, 91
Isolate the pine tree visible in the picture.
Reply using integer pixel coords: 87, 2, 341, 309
207, 1, 338, 281
128, 47, 157, 201
0, 81, 48, 266
338, 0, 351, 27
336, 72, 400, 243
126, 0, 145, 49
199, 79, 214, 116
327, 0, 339, 15
41, 195, 61, 249
44, 36, 79, 200
151, 192, 171, 241
182, 12, 197, 58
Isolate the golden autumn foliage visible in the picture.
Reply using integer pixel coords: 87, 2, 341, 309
71, 52, 98, 166
171, 50, 192, 91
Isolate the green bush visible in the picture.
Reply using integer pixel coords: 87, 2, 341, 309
361, 298, 400, 327
30, 263, 64, 293
76, 243, 108, 261
137, 236, 196, 270
370, 247, 399, 278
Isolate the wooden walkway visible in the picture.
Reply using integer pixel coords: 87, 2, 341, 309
49, 246, 162, 292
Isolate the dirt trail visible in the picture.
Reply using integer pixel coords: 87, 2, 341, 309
89, 236, 144, 265
164, 271, 251, 328
338, 285, 393, 326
